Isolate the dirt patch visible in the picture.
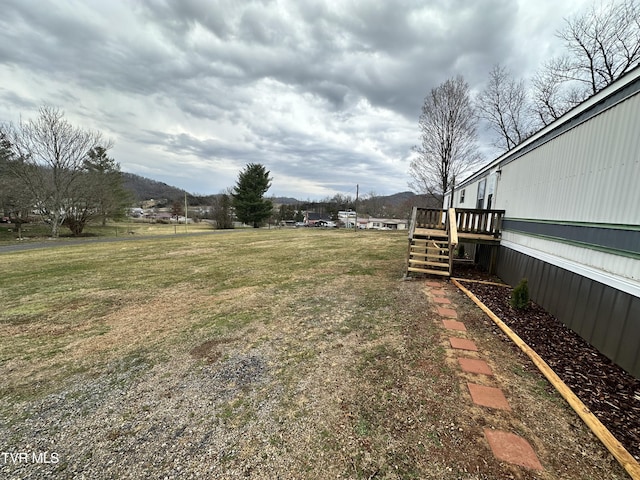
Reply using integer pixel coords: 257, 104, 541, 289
190, 337, 238, 364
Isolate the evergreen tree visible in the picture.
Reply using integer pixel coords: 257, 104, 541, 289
232, 163, 273, 228
84, 146, 132, 226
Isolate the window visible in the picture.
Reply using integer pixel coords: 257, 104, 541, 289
476, 179, 486, 209
460, 189, 465, 204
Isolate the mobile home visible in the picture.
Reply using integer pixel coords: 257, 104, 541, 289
444, 66, 640, 377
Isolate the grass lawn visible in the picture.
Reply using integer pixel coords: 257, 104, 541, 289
0, 229, 627, 479
1, 228, 406, 398
0, 220, 216, 244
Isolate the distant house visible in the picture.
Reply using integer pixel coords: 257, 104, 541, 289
338, 210, 357, 227
366, 217, 408, 230
304, 212, 331, 226
151, 212, 173, 222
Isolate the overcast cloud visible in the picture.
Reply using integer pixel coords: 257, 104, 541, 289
0, 0, 591, 199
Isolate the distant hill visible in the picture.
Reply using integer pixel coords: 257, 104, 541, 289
383, 191, 442, 209
270, 192, 437, 208
122, 172, 440, 212
380, 191, 419, 207
122, 173, 214, 206
269, 196, 300, 205
123, 173, 185, 203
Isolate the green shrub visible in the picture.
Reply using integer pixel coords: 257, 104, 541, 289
510, 278, 530, 310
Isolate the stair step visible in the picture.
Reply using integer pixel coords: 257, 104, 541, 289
407, 267, 451, 276
409, 252, 450, 260
411, 239, 448, 245
412, 232, 448, 237
410, 244, 449, 250
409, 259, 450, 268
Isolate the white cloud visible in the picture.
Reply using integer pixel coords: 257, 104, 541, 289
0, 0, 594, 199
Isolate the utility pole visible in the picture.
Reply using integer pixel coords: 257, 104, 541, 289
354, 184, 359, 232
185, 192, 188, 233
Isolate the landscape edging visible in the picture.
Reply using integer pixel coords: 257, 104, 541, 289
451, 277, 640, 480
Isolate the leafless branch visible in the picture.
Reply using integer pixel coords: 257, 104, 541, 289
409, 76, 482, 199
532, 0, 640, 124
477, 64, 535, 152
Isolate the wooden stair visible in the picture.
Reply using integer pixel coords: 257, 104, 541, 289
405, 207, 458, 278
404, 207, 504, 278
406, 233, 451, 277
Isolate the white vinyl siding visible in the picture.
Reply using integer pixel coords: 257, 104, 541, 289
446, 69, 640, 284
495, 93, 640, 225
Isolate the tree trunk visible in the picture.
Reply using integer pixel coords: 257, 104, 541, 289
51, 212, 60, 238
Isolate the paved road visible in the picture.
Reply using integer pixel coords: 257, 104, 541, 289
0, 229, 243, 254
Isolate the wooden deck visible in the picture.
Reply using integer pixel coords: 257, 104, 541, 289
406, 208, 505, 277
415, 227, 500, 243
458, 232, 501, 243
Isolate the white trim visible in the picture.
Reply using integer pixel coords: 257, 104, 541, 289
500, 239, 640, 299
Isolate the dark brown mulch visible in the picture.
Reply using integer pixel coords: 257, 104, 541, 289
457, 278, 640, 462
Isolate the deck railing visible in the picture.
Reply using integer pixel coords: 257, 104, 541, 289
454, 208, 504, 237
412, 208, 505, 238
414, 208, 447, 230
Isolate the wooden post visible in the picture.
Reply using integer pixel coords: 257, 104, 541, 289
405, 206, 418, 277
489, 245, 498, 275
448, 208, 458, 276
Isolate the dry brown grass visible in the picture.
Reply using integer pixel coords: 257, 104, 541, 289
0, 229, 629, 479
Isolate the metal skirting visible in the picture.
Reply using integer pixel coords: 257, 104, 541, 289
491, 246, 640, 379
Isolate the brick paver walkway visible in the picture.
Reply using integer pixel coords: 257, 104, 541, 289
425, 279, 544, 472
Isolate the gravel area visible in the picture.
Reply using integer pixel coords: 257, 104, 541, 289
1, 347, 294, 479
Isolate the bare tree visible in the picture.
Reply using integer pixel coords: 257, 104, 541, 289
1, 106, 110, 237
213, 188, 234, 229
409, 76, 482, 201
361, 191, 385, 217
533, 0, 640, 125
478, 64, 535, 151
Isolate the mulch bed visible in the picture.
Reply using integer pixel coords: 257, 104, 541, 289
455, 277, 640, 462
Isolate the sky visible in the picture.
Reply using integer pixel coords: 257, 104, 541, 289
0, 0, 593, 200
